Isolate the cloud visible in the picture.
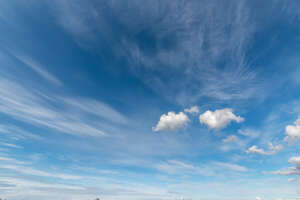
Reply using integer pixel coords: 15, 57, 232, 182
199, 108, 244, 129
0, 165, 82, 180
50, 0, 264, 105
213, 161, 247, 172
289, 156, 300, 168
272, 156, 300, 176
0, 78, 128, 137
155, 160, 213, 176
153, 112, 189, 132
284, 116, 300, 142
220, 134, 249, 152
0, 142, 22, 149
256, 197, 262, 200
14, 54, 63, 86
155, 160, 247, 177
0, 156, 28, 165
222, 135, 239, 143
288, 178, 297, 182
238, 128, 260, 138
246, 143, 283, 155
184, 106, 199, 114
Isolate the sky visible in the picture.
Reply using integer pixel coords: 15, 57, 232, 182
1, 0, 300, 200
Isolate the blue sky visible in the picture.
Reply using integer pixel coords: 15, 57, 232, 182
1, 0, 300, 200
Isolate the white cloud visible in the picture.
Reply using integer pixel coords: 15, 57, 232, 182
288, 178, 297, 182
155, 160, 212, 176
284, 116, 300, 142
213, 161, 247, 172
15, 54, 62, 86
238, 128, 260, 138
289, 157, 300, 168
155, 160, 247, 177
184, 106, 199, 114
246, 143, 283, 155
153, 112, 189, 132
0, 78, 129, 137
51, 0, 263, 106
272, 156, 300, 176
0, 142, 22, 149
199, 108, 244, 129
0, 165, 82, 180
222, 135, 238, 143
256, 197, 262, 200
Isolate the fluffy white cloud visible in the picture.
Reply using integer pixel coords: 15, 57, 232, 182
284, 116, 300, 142
246, 146, 265, 155
184, 106, 199, 114
246, 143, 283, 155
256, 197, 262, 200
153, 112, 189, 132
199, 108, 244, 129
289, 157, 300, 168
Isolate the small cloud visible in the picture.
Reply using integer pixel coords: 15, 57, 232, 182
199, 108, 244, 129
184, 106, 199, 114
153, 112, 189, 132
246, 143, 283, 155
284, 116, 300, 143
214, 161, 248, 172
288, 178, 297, 182
15, 54, 63, 87
256, 197, 262, 200
271, 156, 300, 176
238, 128, 260, 138
289, 156, 300, 168
222, 135, 238, 143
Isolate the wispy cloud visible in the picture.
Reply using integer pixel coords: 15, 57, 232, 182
50, 0, 265, 105
155, 159, 247, 176
0, 164, 82, 180
0, 77, 127, 137
14, 54, 63, 86
246, 143, 283, 156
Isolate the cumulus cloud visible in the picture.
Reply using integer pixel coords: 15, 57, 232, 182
153, 112, 189, 132
199, 108, 244, 129
184, 106, 199, 114
284, 116, 300, 142
246, 143, 283, 155
256, 197, 262, 200
272, 156, 300, 176
289, 156, 300, 168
